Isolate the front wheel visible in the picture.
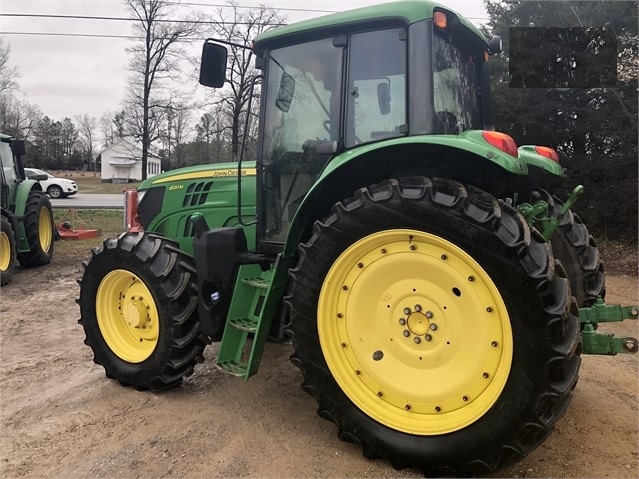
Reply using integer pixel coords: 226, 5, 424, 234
285, 177, 581, 476
17, 190, 54, 267
47, 185, 63, 198
0, 216, 17, 286
78, 232, 207, 391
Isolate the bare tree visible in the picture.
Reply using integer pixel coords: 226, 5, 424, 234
0, 94, 41, 141
0, 39, 20, 94
205, 1, 286, 161
76, 114, 97, 174
125, 0, 202, 180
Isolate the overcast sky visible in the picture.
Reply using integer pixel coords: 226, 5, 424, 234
0, 0, 488, 122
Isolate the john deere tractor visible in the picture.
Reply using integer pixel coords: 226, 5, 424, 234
0, 133, 55, 286
78, 1, 638, 475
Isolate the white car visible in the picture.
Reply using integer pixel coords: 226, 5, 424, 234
24, 168, 78, 198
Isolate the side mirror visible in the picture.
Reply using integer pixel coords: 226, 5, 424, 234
488, 36, 503, 54
26, 172, 47, 181
199, 42, 228, 88
275, 73, 295, 112
377, 80, 391, 115
10, 139, 25, 156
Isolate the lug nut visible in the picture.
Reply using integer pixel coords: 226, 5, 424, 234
403, 330, 410, 337
414, 304, 422, 312
430, 323, 438, 331
630, 308, 638, 317
399, 318, 406, 325
403, 307, 411, 315
414, 337, 421, 344
425, 334, 432, 341
425, 311, 433, 319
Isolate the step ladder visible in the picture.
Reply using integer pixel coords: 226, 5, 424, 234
214, 262, 278, 379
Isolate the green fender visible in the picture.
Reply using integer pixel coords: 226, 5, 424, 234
13, 179, 41, 251
518, 145, 564, 176
281, 130, 529, 259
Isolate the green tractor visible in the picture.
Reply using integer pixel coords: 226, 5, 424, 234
0, 133, 55, 286
77, 1, 638, 475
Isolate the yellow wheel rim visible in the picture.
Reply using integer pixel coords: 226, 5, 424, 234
96, 269, 160, 363
0, 229, 11, 270
38, 206, 53, 252
318, 229, 513, 435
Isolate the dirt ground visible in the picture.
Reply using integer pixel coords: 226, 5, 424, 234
1, 238, 637, 478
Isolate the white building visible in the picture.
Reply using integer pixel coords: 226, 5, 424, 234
98, 138, 162, 183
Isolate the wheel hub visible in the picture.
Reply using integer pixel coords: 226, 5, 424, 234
123, 297, 150, 328
406, 307, 431, 337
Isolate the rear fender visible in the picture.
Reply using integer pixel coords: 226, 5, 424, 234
282, 133, 531, 259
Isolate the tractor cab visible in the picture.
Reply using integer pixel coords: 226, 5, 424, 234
200, 3, 501, 253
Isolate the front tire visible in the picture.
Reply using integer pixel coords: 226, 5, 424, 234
1, 216, 17, 286
285, 177, 580, 475
78, 232, 207, 391
47, 185, 63, 199
17, 190, 54, 267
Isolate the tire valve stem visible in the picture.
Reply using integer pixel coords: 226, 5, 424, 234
491, 340, 499, 347
355, 370, 361, 375
462, 395, 469, 402
405, 404, 412, 411
483, 372, 490, 378
341, 342, 347, 348
441, 254, 447, 260
486, 306, 493, 312
468, 275, 475, 282
377, 391, 383, 397
435, 406, 441, 412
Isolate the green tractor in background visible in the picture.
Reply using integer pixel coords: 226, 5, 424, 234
0, 133, 55, 286
77, 1, 638, 475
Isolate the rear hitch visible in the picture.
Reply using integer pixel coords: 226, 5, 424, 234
579, 299, 639, 355
517, 185, 584, 240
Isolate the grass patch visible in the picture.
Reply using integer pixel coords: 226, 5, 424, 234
52, 171, 140, 194
54, 209, 123, 235
53, 209, 124, 258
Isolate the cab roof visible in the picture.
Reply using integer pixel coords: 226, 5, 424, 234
254, 0, 486, 48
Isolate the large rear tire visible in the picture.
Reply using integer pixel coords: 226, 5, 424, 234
1, 216, 17, 286
531, 189, 605, 307
17, 190, 54, 267
285, 177, 581, 476
78, 232, 206, 391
